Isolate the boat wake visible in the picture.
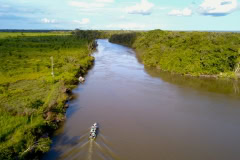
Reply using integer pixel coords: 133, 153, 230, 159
87, 140, 93, 160
57, 131, 119, 160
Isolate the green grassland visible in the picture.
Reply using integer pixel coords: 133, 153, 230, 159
0, 31, 95, 159
109, 30, 240, 78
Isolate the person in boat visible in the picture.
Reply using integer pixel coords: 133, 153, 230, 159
91, 132, 96, 137
91, 125, 96, 129
90, 132, 96, 138
89, 123, 98, 139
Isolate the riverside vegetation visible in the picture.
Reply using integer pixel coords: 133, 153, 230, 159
1, 29, 240, 159
0, 31, 98, 159
109, 30, 240, 78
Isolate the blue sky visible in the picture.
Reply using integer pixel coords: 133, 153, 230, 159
0, 0, 239, 30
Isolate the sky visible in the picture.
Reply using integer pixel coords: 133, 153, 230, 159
0, 0, 239, 31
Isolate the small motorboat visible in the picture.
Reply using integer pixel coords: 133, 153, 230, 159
89, 122, 98, 140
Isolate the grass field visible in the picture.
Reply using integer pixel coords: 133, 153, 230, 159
0, 32, 95, 159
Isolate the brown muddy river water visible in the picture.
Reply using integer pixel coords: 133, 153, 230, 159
43, 39, 240, 160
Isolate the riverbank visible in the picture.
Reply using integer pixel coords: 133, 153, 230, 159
43, 39, 240, 160
0, 32, 95, 159
109, 30, 240, 79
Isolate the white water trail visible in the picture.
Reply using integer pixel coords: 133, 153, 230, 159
87, 140, 94, 160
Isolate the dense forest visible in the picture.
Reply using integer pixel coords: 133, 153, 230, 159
0, 31, 96, 159
109, 30, 240, 78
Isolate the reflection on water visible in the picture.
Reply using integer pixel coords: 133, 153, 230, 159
145, 67, 240, 97
43, 39, 240, 160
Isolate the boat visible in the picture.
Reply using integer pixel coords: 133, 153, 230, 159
89, 122, 98, 140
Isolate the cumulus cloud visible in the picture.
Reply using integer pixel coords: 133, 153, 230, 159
199, 0, 238, 16
107, 23, 146, 30
41, 18, 56, 24
168, 8, 193, 16
73, 18, 90, 25
125, 0, 154, 15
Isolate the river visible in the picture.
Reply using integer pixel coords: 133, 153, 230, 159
43, 39, 240, 160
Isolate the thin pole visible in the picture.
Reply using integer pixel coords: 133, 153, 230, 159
50, 56, 54, 77
235, 63, 240, 73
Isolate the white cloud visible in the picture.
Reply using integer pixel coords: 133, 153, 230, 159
199, 0, 238, 16
73, 18, 90, 25
107, 23, 146, 30
155, 7, 168, 11
69, 0, 114, 9
95, 0, 114, 3
41, 18, 56, 24
69, 1, 105, 9
168, 8, 193, 16
119, 15, 126, 19
125, 0, 154, 15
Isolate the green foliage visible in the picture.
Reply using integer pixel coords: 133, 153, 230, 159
72, 29, 138, 40
110, 30, 240, 77
35, 137, 51, 153
109, 32, 139, 47
31, 100, 44, 109
72, 29, 102, 41
0, 32, 94, 159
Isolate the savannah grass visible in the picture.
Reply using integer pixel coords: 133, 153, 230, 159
0, 31, 95, 159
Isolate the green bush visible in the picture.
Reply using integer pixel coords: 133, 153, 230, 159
110, 30, 240, 77
30, 100, 44, 109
